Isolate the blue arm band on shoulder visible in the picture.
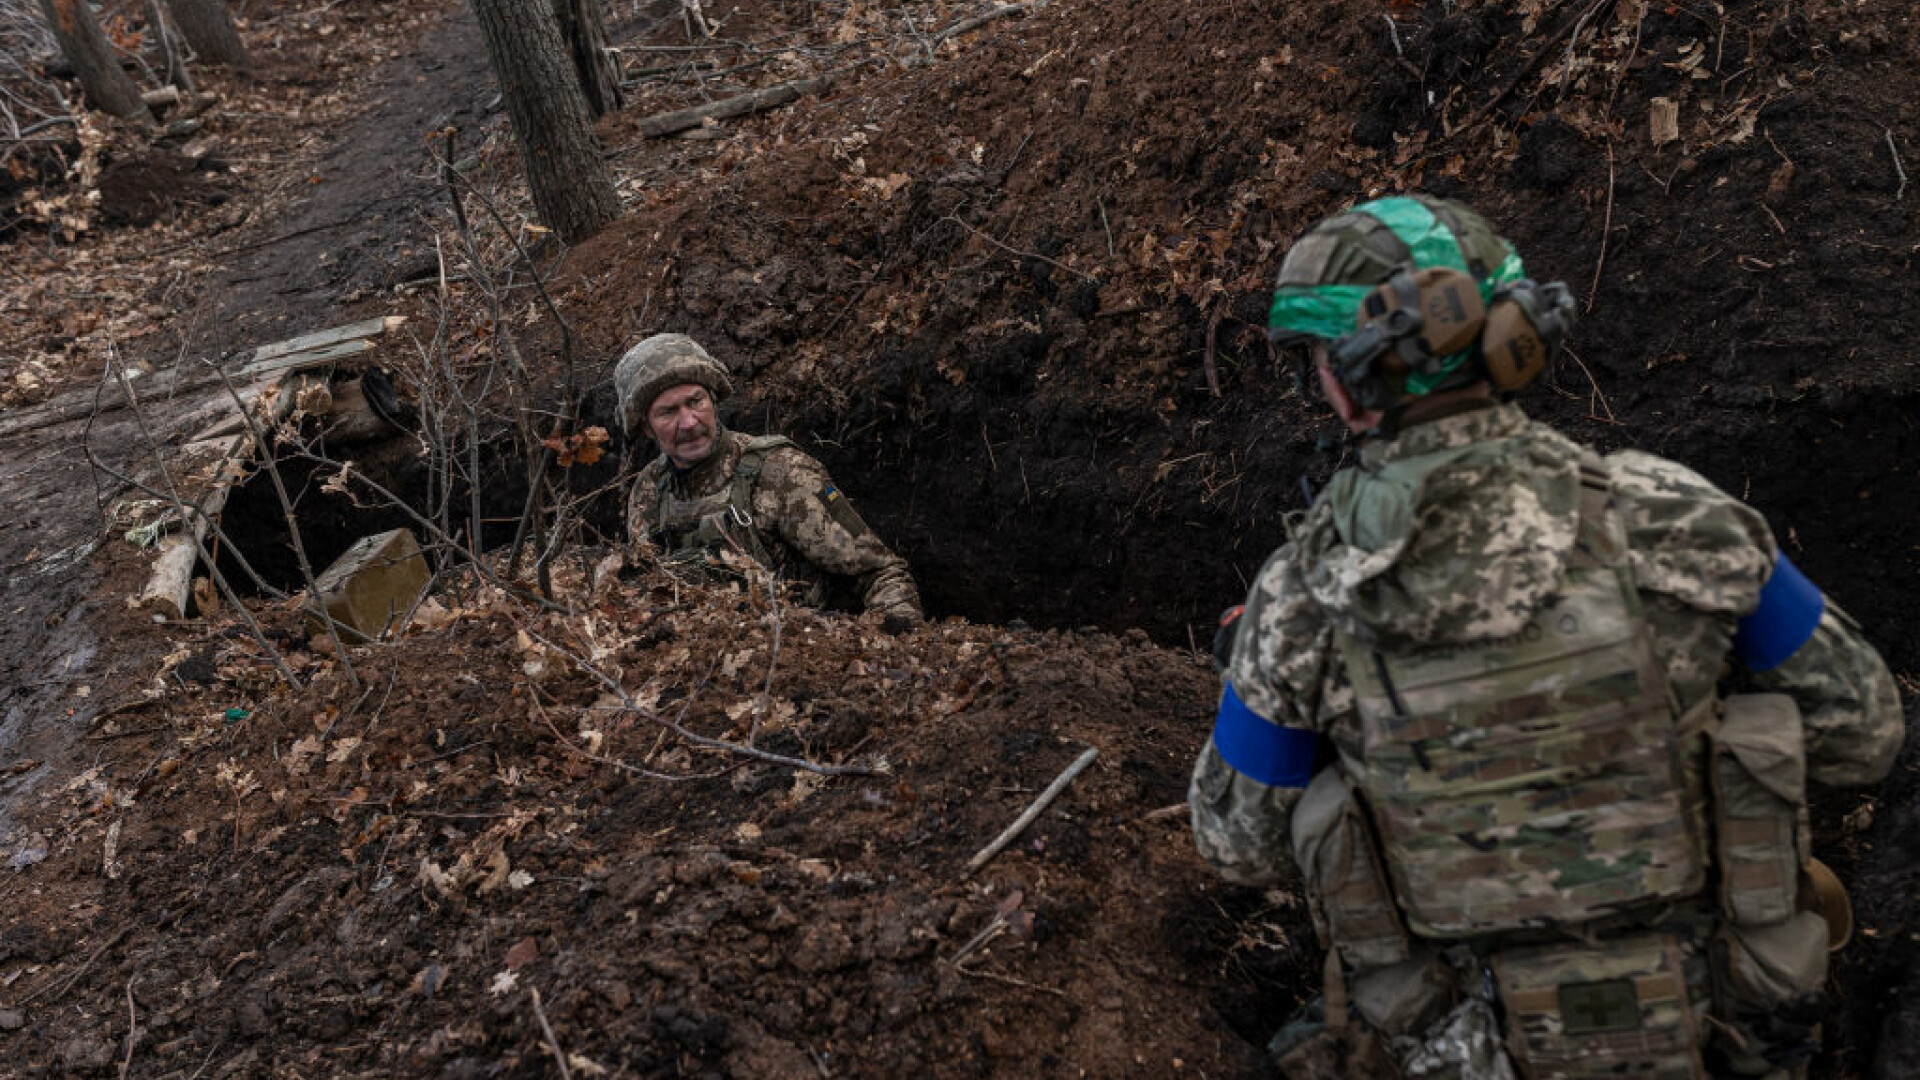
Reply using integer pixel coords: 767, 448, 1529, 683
1211, 681, 1322, 789
1734, 552, 1825, 673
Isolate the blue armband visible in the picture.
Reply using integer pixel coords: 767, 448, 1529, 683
1211, 681, 1322, 788
1733, 552, 1825, 673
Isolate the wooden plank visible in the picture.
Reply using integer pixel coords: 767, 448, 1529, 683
237, 337, 377, 380
0, 316, 403, 440
186, 374, 324, 444
247, 316, 403, 365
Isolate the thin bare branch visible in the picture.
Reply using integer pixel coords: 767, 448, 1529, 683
518, 621, 882, 777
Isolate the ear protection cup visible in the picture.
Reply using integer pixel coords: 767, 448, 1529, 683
1328, 266, 1487, 410
1356, 267, 1486, 369
1481, 280, 1576, 391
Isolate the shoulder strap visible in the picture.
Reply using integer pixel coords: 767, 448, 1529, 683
651, 458, 675, 537
1566, 450, 1624, 571
728, 436, 797, 563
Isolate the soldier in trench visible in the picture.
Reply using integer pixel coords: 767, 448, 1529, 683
615, 333, 923, 624
1189, 196, 1904, 1079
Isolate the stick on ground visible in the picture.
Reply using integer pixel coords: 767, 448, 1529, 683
1888, 129, 1908, 201
529, 988, 574, 1080
1586, 139, 1616, 313
964, 746, 1098, 877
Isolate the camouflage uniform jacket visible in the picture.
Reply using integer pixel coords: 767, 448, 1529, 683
1191, 400, 1902, 888
626, 428, 923, 620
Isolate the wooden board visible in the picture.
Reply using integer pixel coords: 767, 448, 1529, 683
0, 316, 404, 440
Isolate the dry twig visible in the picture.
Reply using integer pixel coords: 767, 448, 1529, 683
637, 1, 1049, 137
964, 746, 1098, 877
529, 988, 574, 1080
95, 350, 301, 689
946, 909, 1011, 966
958, 966, 1069, 998
1888, 129, 1908, 202
1560, 346, 1619, 424
518, 622, 880, 776
1454, 0, 1617, 135
20, 927, 131, 1006
1202, 300, 1225, 398
942, 214, 1095, 282
1587, 140, 1616, 314
119, 976, 138, 1080
211, 364, 361, 688
530, 690, 714, 782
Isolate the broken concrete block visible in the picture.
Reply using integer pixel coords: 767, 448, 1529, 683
308, 528, 430, 644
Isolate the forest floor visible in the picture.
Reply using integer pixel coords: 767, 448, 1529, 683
1, 0, 1917, 1076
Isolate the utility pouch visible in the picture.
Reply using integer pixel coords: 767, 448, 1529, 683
1492, 931, 1708, 1079
1710, 914, 1830, 1076
1714, 913, 1829, 1011
1292, 769, 1412, 971
1351, 951, 1458, 1038
1710, 694, 1810, 927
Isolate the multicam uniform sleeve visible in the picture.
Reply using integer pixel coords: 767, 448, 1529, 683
1745, 593, 1903, 786
624, 461, 666, 565
759, 449, 925, 621
1189, 541, 1338, 887
1609, 450, 1903, 789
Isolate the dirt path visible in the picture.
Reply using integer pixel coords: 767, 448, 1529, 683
0, 0, 492, 834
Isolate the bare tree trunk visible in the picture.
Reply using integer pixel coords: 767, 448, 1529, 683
162, 0, 252, 73
552, 0, 623, 117
144, 0, 196, 91
469, 0, 621, 245
37, 0, 155, 121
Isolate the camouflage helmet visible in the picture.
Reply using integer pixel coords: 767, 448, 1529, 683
613, 333, 733, 435
1268, 195, 1527, 401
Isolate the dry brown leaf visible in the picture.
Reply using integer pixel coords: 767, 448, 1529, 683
504, 936, 539, 970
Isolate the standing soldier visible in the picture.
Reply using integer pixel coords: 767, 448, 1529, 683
1190, 196, 1903, 1080
615, 333, 923, 624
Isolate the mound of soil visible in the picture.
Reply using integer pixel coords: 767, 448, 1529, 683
3, 570, 1292, 1078
557, 0, 1920, 666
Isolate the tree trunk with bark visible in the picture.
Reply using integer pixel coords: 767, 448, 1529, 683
163, 0, 252, 73
37, 0, 154, 121
469, 0, 621, 245
552, 0, 624, 116
144, 0, 196, 91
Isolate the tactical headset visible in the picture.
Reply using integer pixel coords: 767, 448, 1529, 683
1326, 266, 1578, 413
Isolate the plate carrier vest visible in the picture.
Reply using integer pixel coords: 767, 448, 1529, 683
1335, 455, 1709, 940
651, 435, 795, 569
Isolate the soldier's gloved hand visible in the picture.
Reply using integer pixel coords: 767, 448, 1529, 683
1212, 605, 1245, 674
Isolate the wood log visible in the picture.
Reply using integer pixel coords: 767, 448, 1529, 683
0, 316, 405, 440
135, 435, 251, 619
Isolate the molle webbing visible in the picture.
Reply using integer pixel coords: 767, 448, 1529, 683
727, 435, 794, 565
653, 435, 795, 565
1338, 457, 1707, 938
1493, 931, 1709, 1079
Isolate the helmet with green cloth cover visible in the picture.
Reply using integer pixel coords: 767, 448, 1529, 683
1268, 195, 1574, 413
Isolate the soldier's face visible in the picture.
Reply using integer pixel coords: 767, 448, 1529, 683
647, 384, 717, 468
1315, 348, 1384, 434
